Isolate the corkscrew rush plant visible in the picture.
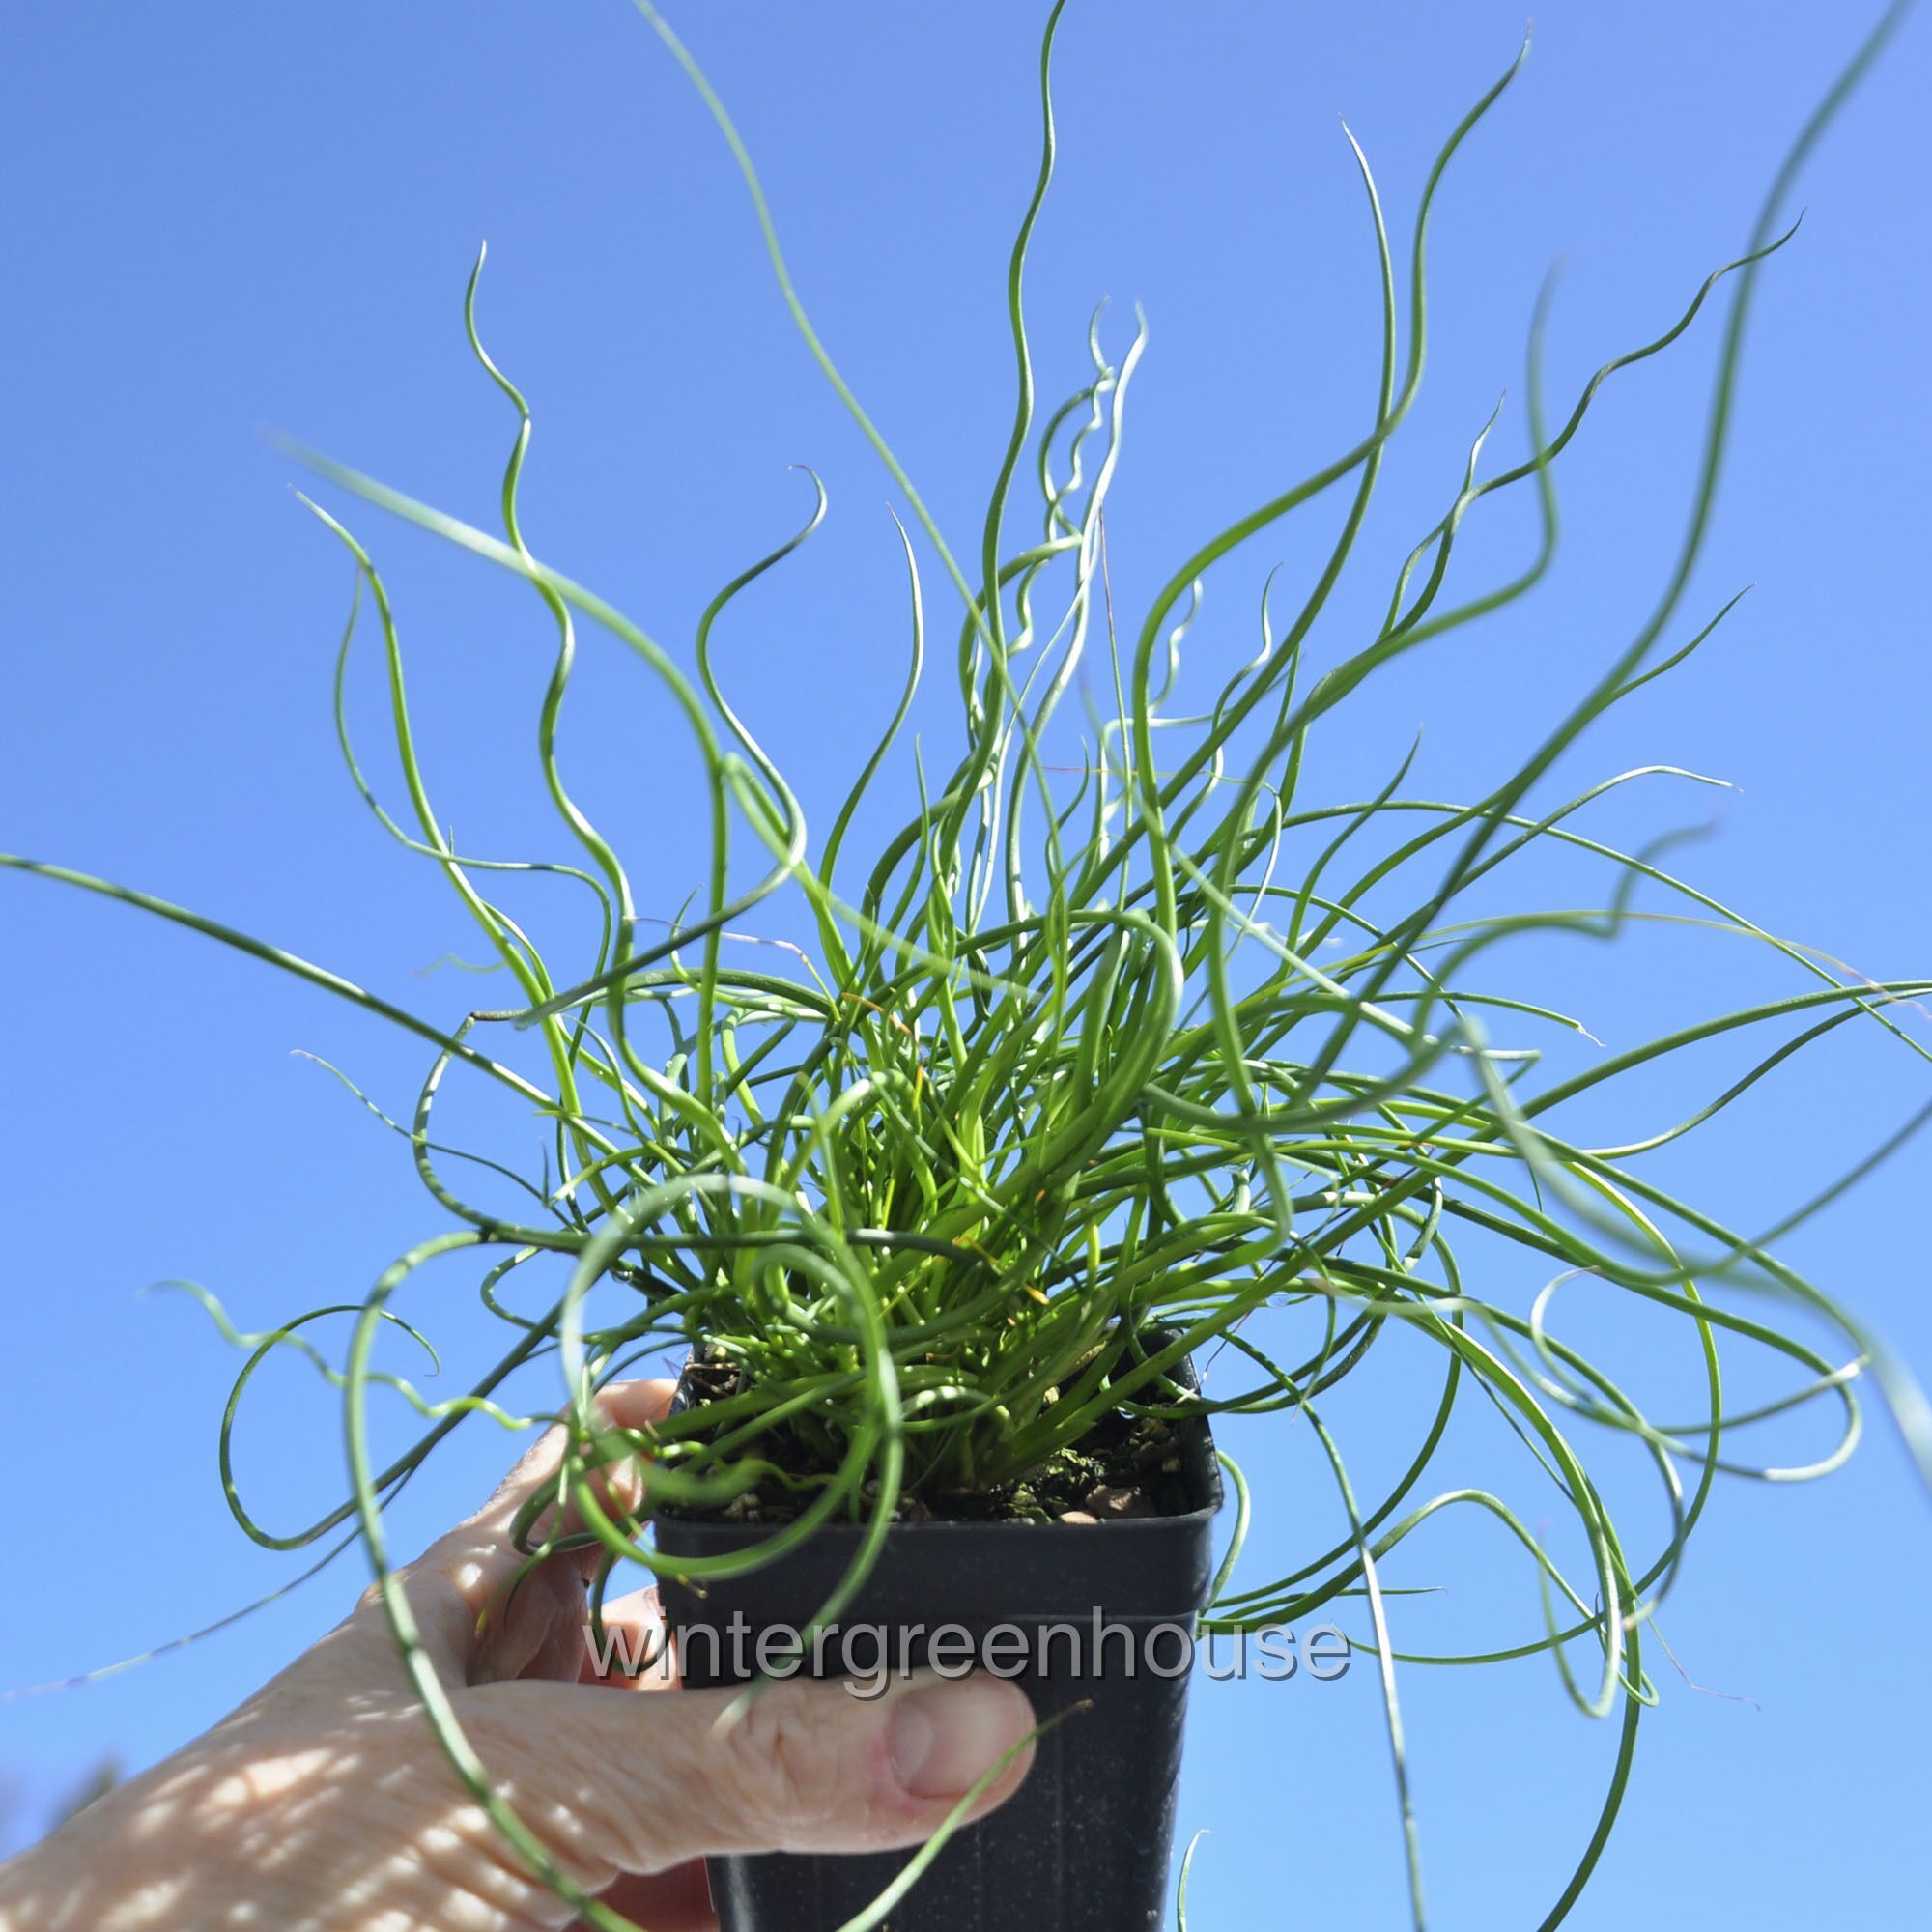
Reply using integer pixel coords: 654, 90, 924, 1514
6, 2, 1927, 1927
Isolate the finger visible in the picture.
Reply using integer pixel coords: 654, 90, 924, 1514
578, 1586, 675, 1690
573, 1863, 715, 1932
460, 1667, 1036, 1874
417, 1379, 674, 1640
470, 1548, 592, 1687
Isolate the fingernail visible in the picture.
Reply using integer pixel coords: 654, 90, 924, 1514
887, 1676, 1025, 1800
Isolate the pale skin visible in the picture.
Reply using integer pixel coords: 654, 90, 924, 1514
0, 1380, 1036, 1931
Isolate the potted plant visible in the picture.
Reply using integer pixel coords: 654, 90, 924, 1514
653, 1344, 1223, 1930
5, 3, 1925, 1928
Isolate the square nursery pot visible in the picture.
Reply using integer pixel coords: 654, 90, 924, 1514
654, 1355, 1223, 1932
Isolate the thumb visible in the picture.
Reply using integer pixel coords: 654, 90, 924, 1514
460, 1666, 1036, 1874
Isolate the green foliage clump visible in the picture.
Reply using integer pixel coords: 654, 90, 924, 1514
7, 5, 1924, 1927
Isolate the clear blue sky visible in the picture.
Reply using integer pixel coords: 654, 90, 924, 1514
2, 3, 1926, 1926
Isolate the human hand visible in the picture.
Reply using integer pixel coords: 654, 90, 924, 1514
0, 1379, 1036, 1930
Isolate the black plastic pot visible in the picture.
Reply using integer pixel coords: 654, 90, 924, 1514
653, 1360, 1222, 1932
